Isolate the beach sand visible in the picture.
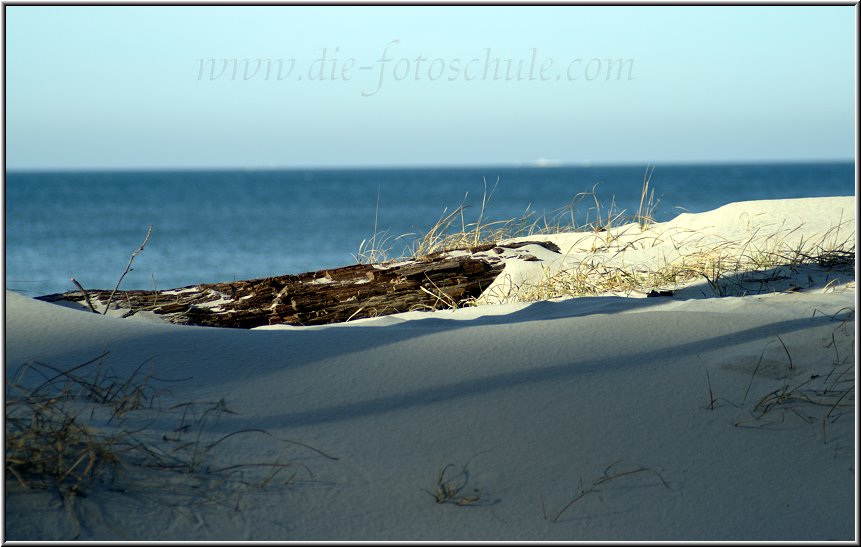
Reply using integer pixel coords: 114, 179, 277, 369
3, 196, 856, 541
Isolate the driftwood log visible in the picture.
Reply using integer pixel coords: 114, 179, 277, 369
36, 241, 560, 329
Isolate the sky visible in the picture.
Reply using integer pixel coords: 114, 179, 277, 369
3, 5, 857, 170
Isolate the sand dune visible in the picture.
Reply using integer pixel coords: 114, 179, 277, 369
3, 196, 856, 541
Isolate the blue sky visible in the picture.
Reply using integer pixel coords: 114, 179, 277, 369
4, 5, 856, 169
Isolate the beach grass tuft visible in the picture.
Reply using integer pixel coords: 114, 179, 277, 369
353, 168, 854, 313
497, 220, 855, 305
5, 353, 337, 508
355, 169, 663, 266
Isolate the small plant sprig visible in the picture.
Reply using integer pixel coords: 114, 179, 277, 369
103, 224, 153, 313
636, 165, 659, 230
430, 463, 482, 506
70, 224, 154, 314
547, 461, 669, 523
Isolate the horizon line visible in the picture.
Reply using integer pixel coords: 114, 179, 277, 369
4, 157, 855, 174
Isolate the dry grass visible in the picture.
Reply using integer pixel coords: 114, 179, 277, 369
429, 462, 482, 506
546, 461, 669, 523
681, 222, 855, 298
408, 177, 540, 258
636, 165, 659, 230
5, 352, 154, 495
355, 169, 661, 265
353, 171, 853, 311
353, 187, 414, 265
730, 310, 855, 440
497, 218, 855, 305
5, 353, 337, 506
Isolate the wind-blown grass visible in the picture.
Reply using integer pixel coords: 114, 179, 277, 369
354, 168, 664, 264
5, 352, 337, 511
353, 170, 854, 310
482, 217, 855, 305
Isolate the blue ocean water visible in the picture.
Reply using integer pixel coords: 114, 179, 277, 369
4, 162, 855, 297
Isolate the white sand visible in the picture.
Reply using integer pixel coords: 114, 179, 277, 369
2, 196, 857, 541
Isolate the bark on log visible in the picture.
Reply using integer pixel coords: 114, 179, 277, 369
36, 241, 559, 329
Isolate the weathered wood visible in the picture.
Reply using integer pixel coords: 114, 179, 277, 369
36, 241, 560, 329
36, 254, 498, 328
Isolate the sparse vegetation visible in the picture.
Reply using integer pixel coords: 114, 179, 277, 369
429, 462, 482, 507
355, 169, 661, 266
699, 306, 855, 448
353, 169, 854, 312
407, 177, 539, 259
546, 461, 670, 523
70, 224, 154, 315
5, 352, 338, 509
734, 311, 855, 438
481, 218, 855, 306
636, 164, 659, 230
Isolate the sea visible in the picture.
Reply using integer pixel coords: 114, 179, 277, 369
4, 162, 855, 297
